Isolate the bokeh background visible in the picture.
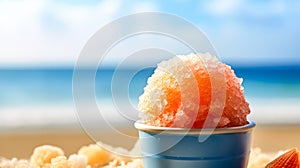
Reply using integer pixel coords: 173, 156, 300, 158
0, 0, 299, 157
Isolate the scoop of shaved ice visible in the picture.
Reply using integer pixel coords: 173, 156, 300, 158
138, 53, 250, 128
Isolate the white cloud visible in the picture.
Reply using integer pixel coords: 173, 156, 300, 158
0, 0, 159, 66
0, 0, 298, 66
131, 1, 159, 13
0, 1, 43, 29
196, 0, 300, 65
205, 0, 241, 15
203, 0, 287, 18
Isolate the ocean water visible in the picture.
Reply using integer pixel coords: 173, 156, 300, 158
0, 66, 300, 127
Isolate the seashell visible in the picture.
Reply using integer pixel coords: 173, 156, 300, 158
265, 148, 300, 168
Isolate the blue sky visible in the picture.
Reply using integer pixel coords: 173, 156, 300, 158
0, 0, 299, 66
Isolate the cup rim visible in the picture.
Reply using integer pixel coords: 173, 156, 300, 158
134, 120, 255, 135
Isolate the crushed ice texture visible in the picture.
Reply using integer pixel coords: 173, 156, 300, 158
138, 53, 250, 128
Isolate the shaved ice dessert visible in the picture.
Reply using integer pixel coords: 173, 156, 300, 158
138, 53, 250, 128
136, 53, 254, 168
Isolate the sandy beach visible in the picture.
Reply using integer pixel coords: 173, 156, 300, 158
1, 124, 300, 159
1, 98, 299, 159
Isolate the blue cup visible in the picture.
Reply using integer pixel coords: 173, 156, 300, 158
135, 121, 255, 168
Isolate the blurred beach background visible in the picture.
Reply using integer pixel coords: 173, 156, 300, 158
0, 0, 300, 158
